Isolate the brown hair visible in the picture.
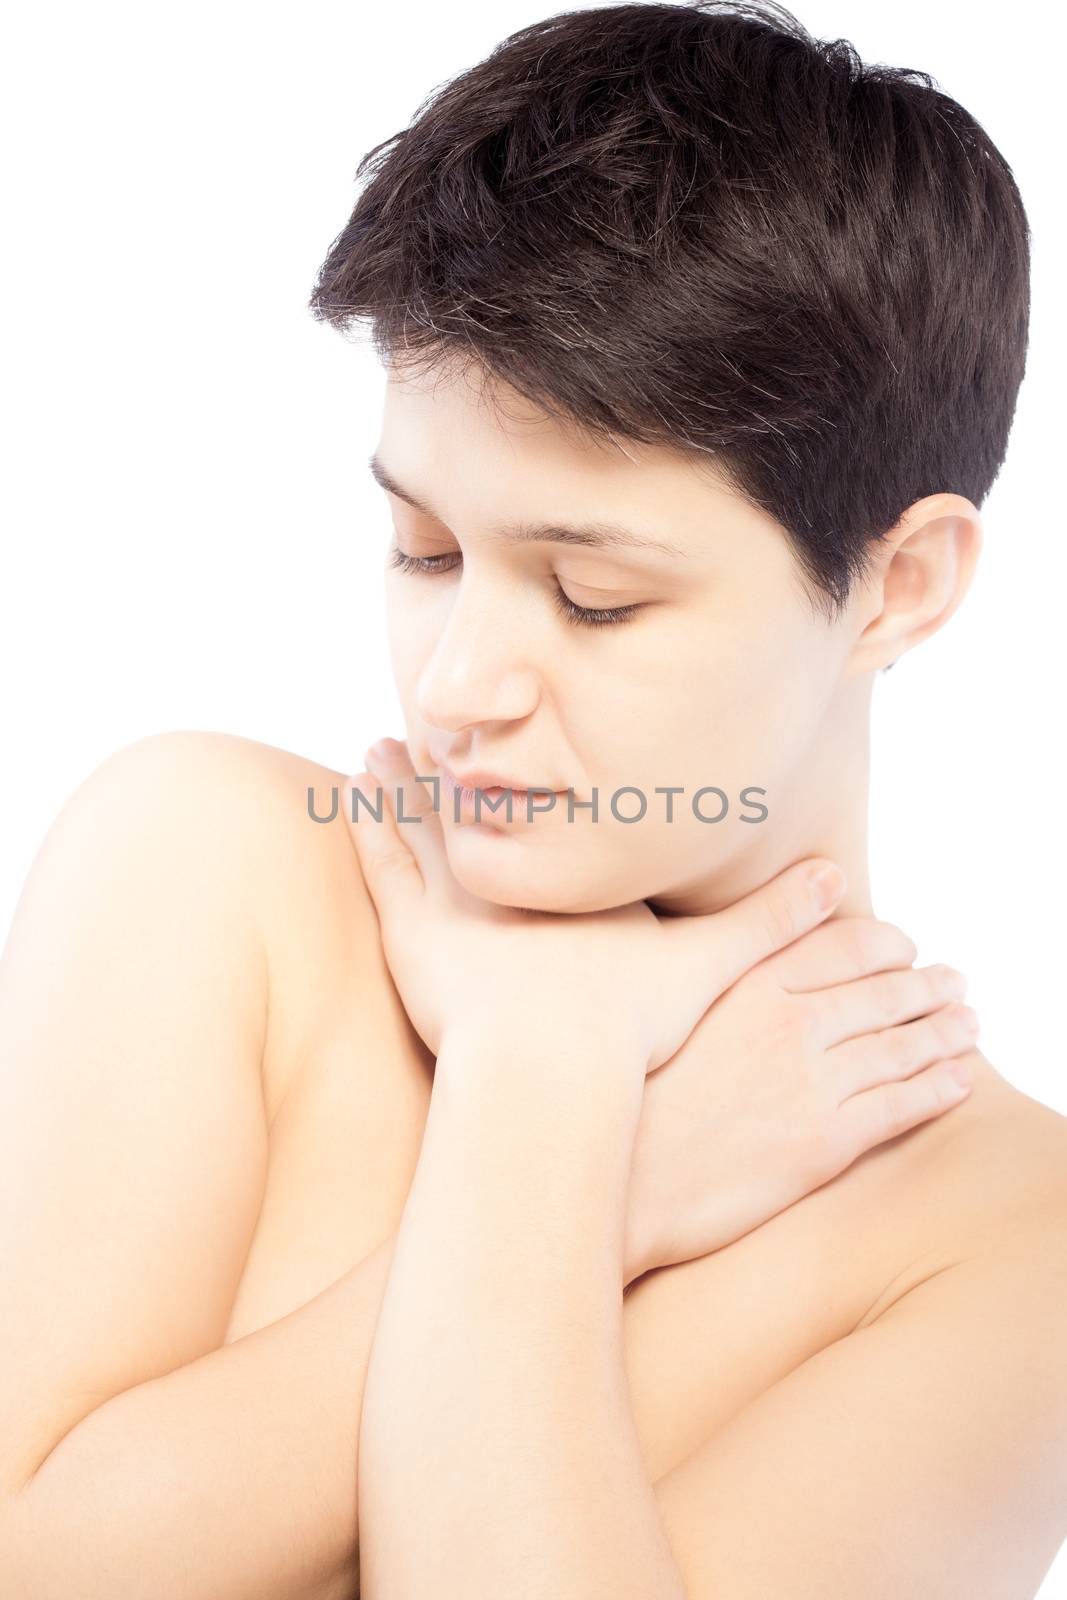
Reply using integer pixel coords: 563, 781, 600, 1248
308, 0, 1030, 617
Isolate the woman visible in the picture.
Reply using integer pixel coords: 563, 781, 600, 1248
2, 2, 1065, 1597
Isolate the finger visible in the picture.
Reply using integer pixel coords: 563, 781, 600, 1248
342, 768, 425, 925
661, 858, 848, 1019
828, 1000, 980, 1101
809, 963, 968, 1048
754, 917, 919, 992
829, 1048, 976, 1166
362, 737, 449, 886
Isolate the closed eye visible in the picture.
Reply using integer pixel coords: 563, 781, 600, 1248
386, 546, 644, 629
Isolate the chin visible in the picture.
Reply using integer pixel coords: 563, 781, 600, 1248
444, 830, 644, 915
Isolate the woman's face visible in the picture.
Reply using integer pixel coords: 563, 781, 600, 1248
373, 359, 876, 914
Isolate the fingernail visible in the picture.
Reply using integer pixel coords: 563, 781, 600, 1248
810, 864, 847, 909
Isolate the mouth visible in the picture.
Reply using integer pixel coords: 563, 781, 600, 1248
440, 760, 547, 793
436, 763, 562, 822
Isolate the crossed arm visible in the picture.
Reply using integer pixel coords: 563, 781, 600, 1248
3, 734, 1065, 1597
356, 1016, 1067, 1600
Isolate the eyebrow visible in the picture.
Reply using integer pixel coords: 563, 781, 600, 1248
368, 452, 689, 559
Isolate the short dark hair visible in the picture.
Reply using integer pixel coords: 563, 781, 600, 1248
307, 0, 1031, 618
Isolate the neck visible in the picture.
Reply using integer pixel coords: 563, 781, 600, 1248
648, 676, 875, 921
646, 677, 1003, 1099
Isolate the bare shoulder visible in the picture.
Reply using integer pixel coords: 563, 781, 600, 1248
653, 1136, 1067, 1599
650, 1057, 1067, 1597
205, 732, 428, 1121
853, 1047, 1067, 1328
32, 727, 371, 950
0, 729, 312, 1490
933, 1051, 1067, 1221
27, 729, 408, 1120
106, 729, 428, 1126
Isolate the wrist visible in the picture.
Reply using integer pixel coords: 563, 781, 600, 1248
432, 1014, 645, 1156
438, 1010, 645, 1077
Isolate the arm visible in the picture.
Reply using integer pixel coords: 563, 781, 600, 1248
6, 1236, 396, 1600
651, 1223, 1067, 1598
356, 1017, 687, 1599
0, 731, 395, 1599
354, 1009, 1067, 1600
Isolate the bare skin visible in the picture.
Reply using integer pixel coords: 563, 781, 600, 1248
3, 363, 1066, 1596
1, 730, 1065, 1598
347, 735, 1067, 1597
342, 355, 1067, 1591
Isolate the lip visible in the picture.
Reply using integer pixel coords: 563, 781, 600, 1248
438, 760, 558, 796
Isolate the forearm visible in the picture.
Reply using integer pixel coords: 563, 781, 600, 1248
356, 1022, 688, 1600
4, 1232, 397, 1600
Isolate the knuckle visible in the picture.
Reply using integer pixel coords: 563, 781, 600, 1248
884, 1022, 916, 1071
843, 918, 886, 975
763, 893, 802, 949
878, 1079, 912, 1138
928, 1063, 963, 1107
401, 780, 435, 818
851, 919, 917, 975
924, 965, 951, 1007
373, 843, 413, 882
932, 1003, 961, 1042
869, 974, 901, 1027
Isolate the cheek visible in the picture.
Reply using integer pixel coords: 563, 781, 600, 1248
697, 648, 815, 746
714, 644, 845, 817
631, 617, 840, 805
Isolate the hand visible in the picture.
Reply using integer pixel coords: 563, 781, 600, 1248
621, 915, 978, 1284
342, 737, 850, 1073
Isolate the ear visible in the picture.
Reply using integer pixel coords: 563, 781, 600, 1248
847, 493, 983, 675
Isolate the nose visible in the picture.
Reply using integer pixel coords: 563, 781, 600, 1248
414, 572, 541, 732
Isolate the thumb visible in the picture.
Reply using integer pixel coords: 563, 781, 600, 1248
342, 771, 425, 928
663, 857, 847, 1027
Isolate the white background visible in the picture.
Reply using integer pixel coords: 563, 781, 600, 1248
2, 2, 1064, 1589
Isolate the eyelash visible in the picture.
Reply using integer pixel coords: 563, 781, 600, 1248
386, 547, 643, 629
